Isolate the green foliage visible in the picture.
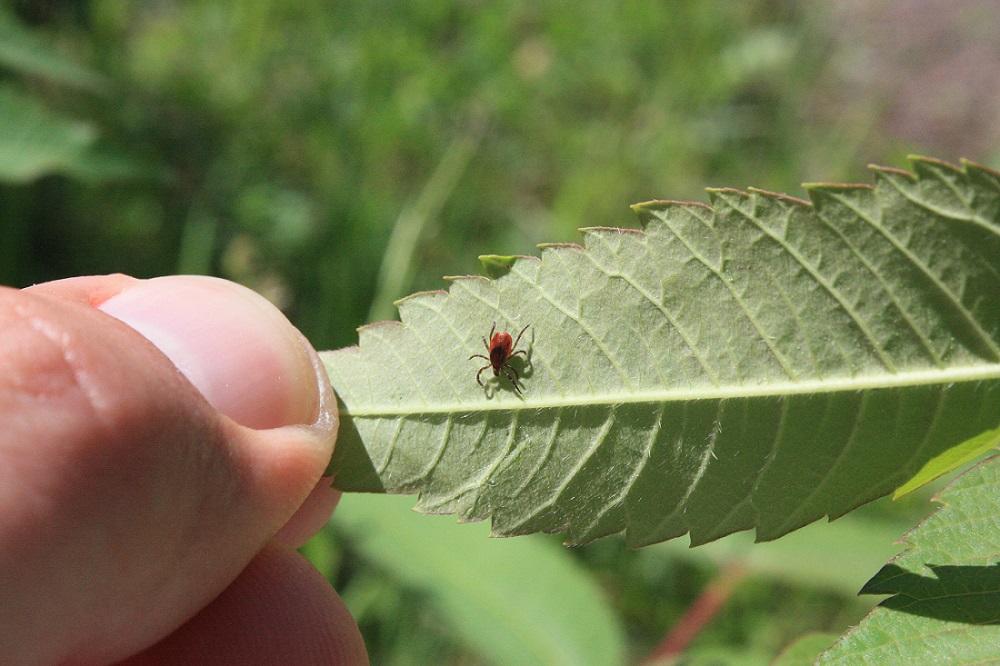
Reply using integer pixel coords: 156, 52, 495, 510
4, 3, 998, 662
324, 157, 1000, 547
477, 255, 520, 280
893, 424, 1000, 498
332, 493, 624, 666
0, 85, 96, 183
0, 9, 150, 186
819, 456, 1000, 664
0, 7, 105, 89
2, 1, 847, 350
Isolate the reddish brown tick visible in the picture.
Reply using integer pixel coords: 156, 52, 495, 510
469, 322, 530, 395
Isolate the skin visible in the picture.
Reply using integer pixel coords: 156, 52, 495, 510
0, 275, 368, 665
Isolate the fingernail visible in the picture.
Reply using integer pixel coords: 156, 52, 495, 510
98, 276, 328, 430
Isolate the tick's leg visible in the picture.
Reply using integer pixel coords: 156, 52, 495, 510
476, 365, 491, 387
469, 353, 489, 361
482, 322, 496, 351
513, 323, 530, 349
506, 373, 523, 395
505, 365, 524, 393
511, 349, 527, 358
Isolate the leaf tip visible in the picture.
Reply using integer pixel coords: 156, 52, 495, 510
477, 254, 536, 279
442, 274, 490, 283
802, 181, 875, 208
393, 290, 449, 325
356, 319, 403, 334
537, 242, 585, 252
747, 186, 812, 207
319, 347, 361, 374
867, 163, 916, 181
355, 319, 404, 346
579, 225, 644, 237
907, 154, 963, 173
960, 157, 1000, 179
802, 181, 874, 191
392, 289, 448, 308
630, 199, 712, 227
705, 186, 747, 197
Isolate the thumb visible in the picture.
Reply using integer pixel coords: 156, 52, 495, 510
1, 275, 337, 665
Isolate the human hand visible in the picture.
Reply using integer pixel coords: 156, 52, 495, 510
0, 275, 367, 664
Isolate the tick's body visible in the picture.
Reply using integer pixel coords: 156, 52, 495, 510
470, 322, 529, 394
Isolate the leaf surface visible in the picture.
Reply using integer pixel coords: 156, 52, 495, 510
819, 455, 1000, 664
323, 157, 1000, 546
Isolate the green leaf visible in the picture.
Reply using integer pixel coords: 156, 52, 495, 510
892, 424, 1000, 498
332, 493, 624, 666
0, 85, 95, 183
818, 455, 1000, 664
323, 156, 1000, 547
0, 8, 106, 90
478, 254, 521, 279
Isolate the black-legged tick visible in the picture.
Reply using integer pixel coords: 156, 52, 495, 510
469, 322, 530, 395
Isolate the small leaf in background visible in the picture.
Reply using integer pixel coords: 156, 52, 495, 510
324, 157, 1000, 548
331, 493, 624, 666
0, 7, 106, 90
819, 455, 1000, 664
0, 86, 151, 185
477, 254, 520, 279
0, 86, 95, 183
892, 424, 1000, 498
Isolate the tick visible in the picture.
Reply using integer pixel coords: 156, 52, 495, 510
469, 322, 530, 395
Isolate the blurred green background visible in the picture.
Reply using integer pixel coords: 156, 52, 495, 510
3, 1, 997, 663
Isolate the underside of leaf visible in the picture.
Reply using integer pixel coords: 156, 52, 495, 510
323, 156, 1000, 547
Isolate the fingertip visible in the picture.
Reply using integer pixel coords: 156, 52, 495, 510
98, 276, 323, 430
273, 479, 341, 548
24, 273, 139, 306
122, 543, 368, 665
1, 276, 342, 663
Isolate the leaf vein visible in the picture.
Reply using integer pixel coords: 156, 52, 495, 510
833, 187, 1000, 360
514, 255, 635, 390
588, 403, 665, 539
580, 238, 722, 384
505, 407, 617, 534
376, 417, 406, 476
729, 199, 899, 371
655, 211, 800, 379
815, 206, 944, 366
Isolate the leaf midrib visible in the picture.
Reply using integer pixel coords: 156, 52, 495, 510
338, 362, 1000, 416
